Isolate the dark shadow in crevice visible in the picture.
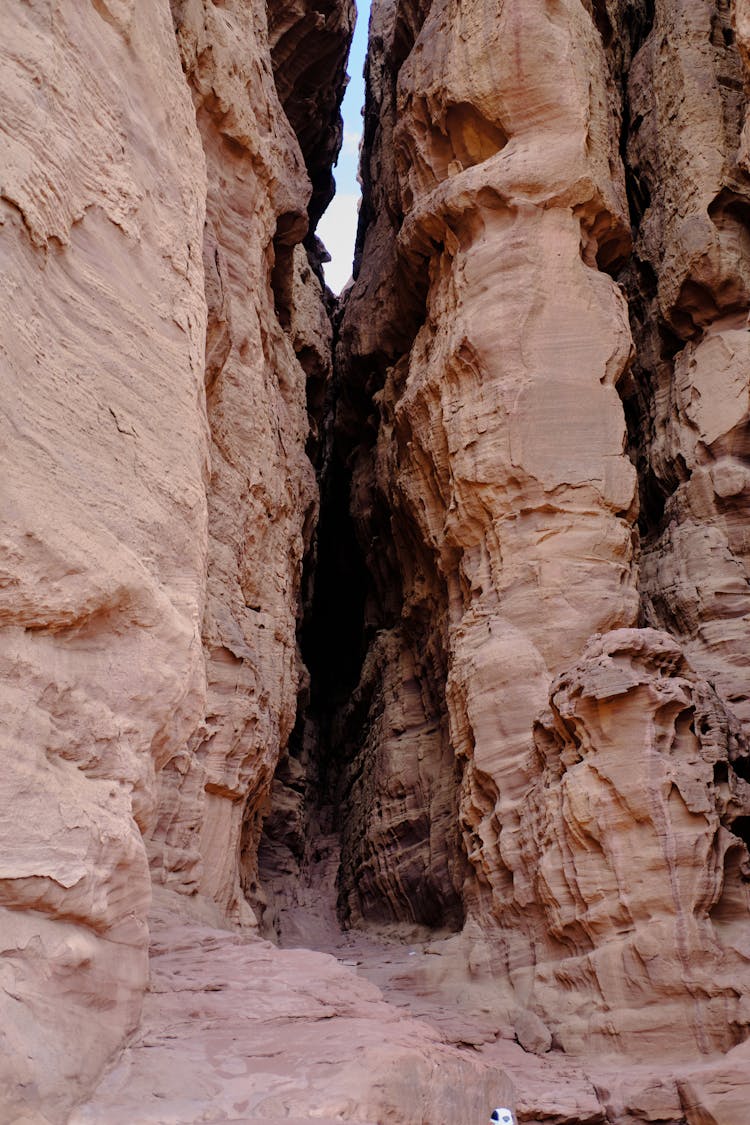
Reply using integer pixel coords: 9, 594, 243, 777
304, 446, 369, 721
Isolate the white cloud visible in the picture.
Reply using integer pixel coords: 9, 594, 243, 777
317, 192, 361, 294
341, 127, 361, 158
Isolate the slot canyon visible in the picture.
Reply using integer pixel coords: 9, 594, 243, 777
4, 0, 750, 1121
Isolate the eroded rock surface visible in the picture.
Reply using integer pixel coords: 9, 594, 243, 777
147, 0, 319, 927
320, 0, 750, 1108
268, 0, 356, 228
6, 0, 750, 1122
0, 0, 349, 1118
70, 893, 514, 1124
336, 0, 639, 928
0, 2, 209, 1115
615, 0, 750, 732
522, 628, 750, 1057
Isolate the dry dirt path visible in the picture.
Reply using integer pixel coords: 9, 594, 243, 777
71, 851, 750, 1125
69, 891, 513, 1124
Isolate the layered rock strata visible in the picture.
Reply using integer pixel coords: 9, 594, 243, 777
337, 0, 639, 954
615, 0, 750, 732
329, 0, 750, 1077
147, 0, 325, 925
268, 0, 356, 230
6, 0, 750, 1121
0, 0, 351, 1118
0, 3, 208, 1114
522, 628, 750, 1058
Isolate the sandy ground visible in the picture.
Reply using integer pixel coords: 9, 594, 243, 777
70, 828, 750, 1124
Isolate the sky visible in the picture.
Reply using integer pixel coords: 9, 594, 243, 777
317, 3, 370, 293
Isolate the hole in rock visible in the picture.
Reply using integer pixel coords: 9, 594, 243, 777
711, 837, 750, 946
672, 708, 697, 757
732, 755, 750, 784
271, 210, 306, 328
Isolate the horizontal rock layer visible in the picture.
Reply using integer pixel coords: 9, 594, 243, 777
327, 0, 750, 1096
5, 0, 750, 1122
0, 0, 351, 1118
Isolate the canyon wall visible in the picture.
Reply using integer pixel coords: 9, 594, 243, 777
5, 0, 750, 1122
333, 0, 750, 1075
0, 0, 351, 1118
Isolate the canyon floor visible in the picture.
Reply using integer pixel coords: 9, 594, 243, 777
69, 835, 750, 1125
68, 893, 584, 1125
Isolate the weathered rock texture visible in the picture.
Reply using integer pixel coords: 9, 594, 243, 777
617, 0, 750, 732
268, 0, 355, 228
335, 0, 645, 935
6, 0, 750, 1122
1, 3, 208, 1115
522, 628, 750, 1058
324, 0, 750, 1105
71, 893, 514, 1124
0, 0, 351, 1118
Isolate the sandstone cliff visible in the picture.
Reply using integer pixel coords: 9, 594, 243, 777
323, 0, 750, 1114
4, 1, 750, 1123
0, 0, 351, 1117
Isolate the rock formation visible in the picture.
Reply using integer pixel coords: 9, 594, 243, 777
522, 628, 750, 1057
619, 0, 750, 732
0, 0, 351, 1117
323, 0, 750, 1114
4, 0, 750, 1122
70, 891, 513, 1124
1, 2, 209, 1114
335, 0, 640, 934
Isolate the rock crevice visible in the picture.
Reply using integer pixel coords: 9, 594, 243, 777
286, 0, 750, 1113
5, 1, 750, 1122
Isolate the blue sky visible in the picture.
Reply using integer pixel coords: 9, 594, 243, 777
317, 3, 370, 292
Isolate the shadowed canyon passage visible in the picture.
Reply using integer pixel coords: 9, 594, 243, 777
5, 1, 750, 1123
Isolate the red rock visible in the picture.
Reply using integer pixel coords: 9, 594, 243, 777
4, 1, 750, 1122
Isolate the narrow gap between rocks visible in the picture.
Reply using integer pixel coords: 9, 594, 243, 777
257, 0, 372, 949
318, 0, 370, 293
258, 0, 464, 952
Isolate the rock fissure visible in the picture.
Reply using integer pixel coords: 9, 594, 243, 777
5, 1, 750, 1122
255, 9, 750, 1121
